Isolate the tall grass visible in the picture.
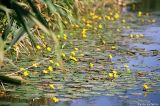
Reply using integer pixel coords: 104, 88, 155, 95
0, 0, 80, 66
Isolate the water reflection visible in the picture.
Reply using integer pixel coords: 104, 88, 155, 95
129, 0, 160, 12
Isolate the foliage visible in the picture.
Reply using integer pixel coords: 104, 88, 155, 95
0, 0, 82, 66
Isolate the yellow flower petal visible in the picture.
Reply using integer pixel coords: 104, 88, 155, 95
130, 34, 133, 38
113, 74, 118, 78
138, 11, 142, 17
23, 71, 29, 77
143, 84, 149, 89
112, 71, 117, 74
111, 46, 116, 50
48, 66, 53, 71
43, 70, 48, 74
89, 63, 94, 68
61, 53, 66, 58
36, 45, 41, 50
109, 54, 112, 59
122, 19, 126, 23
49, 84, 55, 89
49, 60, 54, 64
82, 17, 86, 22
64, 21, 68, 24
109, 73, 113, 78
135, 34, 139, 39
70, 56, 78, 62
55, 62, 60, 67
20, 68, 25, 71
47, 47, 51, 52
124, 64, 129, 68
114, 13, 120, 19
74, 48, 79, 51
75, 24, 79, 28
40, 35, 45, 39
32, 63, 38, 67
71, 51, 76, 56
52, 97, 59, 103
98, 24, 103, 29
43, 44, 46, 48
143, 84, 149, 91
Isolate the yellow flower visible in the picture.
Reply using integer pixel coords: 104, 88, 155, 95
57, 35, 61, 39
98, 24, 103, 29
82, 29, 87, 38
80, 54, 84, 56
82, 29, 87, 34
109, 54, 112, 59
23, 71, 29, 77
82, 17, 86, 22
124, 64, 129, 68
130, 34, 133, 38
52, 97, 59, 103
36, 45, 41, 50
55, 62, 60, 67
20, 67, 25, 71
112, 71, 117, 74
143, 84, 149, 91
64, 21, 68, 24
102, 40, 106, 44
90, 12, 95, 16
109, 12, 113, 15
86, 23, 92, 28
86, 20, 91, 24
32, 63, 38, 67
113, 74, 118, 78
109, 73, 113, 78
111, 46, 116, 50
82, 34, 87, 38
43, 44, 46, 48
48, 66, 53, 71
138, 11, 142, 17
114, 13, 120, 19
89, 63, 94, 68
49, 60, 54, 64
105, 16, 111, 20
74, 47, 79, 51
94, 27, 97, 31
61, 52, 66, 58
117, 29, 120, 32
40, 35, 45, 39
71, 51, 76, 56
152, 19, 156, 23
135, 34, 139, 39
75, 24, 79, 28
69, 56, 78, 62
92, 15, 99, 19
112, 70, 118, 78
49, 84, 55, 89
140, 34, 144, 37
63, 34, 67, 40
122, 19, 126, 23
42, 70, 48, 74
98, 16, 102, 20
47, 47, 51, 52
71, 24, 75, 28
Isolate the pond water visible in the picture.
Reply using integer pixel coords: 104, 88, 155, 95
1, 0, 160, 106
67, 0, 160, 105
